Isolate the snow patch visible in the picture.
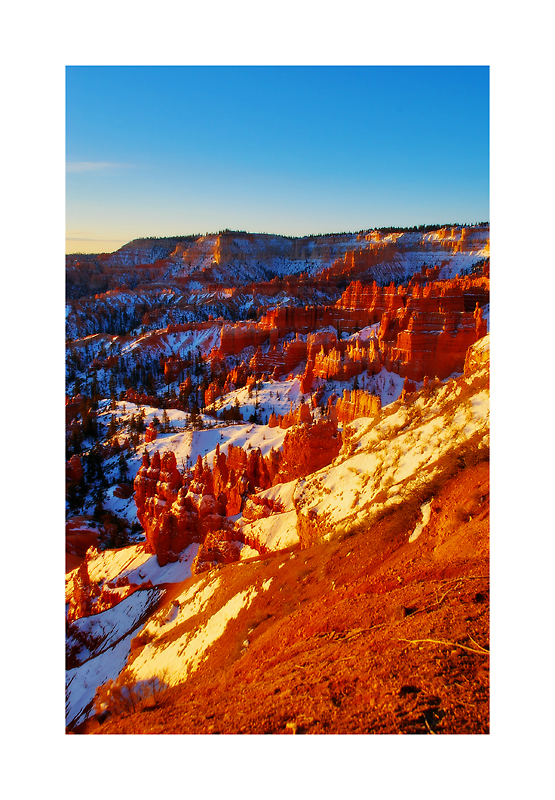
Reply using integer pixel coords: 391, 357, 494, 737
130, 585, 259, 687
409, 501, 432, 543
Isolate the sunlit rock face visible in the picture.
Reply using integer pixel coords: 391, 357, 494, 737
275, 419, 342, 484
335, 389, 382, 425
379, 282, 488, 382
464, 333, 490, 377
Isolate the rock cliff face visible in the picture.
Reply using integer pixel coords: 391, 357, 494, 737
380, 282, 488, 382
219, 323, 272, 356
248, 335, 308, 379
275, 419, 342, 484
323, 242, 400, 282
275, 401, 313, 429
66, 226, 489, 342
144, 424, 158, 443
296, 276, 488, 390
335, 389, 382, 425
336, 280, 406, 325
170, 272, 489, 405
322, 226, 489, 283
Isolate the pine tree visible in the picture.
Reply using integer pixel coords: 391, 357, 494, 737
117, 452, 128, 481
107, 414, 118, 438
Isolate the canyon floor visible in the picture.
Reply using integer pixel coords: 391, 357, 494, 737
74, 458, 489, 736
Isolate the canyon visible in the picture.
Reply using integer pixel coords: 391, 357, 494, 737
65, 223, 490, 734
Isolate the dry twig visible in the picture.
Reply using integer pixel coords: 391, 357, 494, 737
467, 634, 489, 653
423, 715, 436, 735
398, 637, 489, 656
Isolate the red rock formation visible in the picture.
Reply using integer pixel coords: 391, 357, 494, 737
164, 356, 188, 384
278, 401, 313, 429
133, 442, 282, 564
67, 553, 102, 621
66, 455, 84, 483
145, 424, 158, 443
382, 287, 488, 382
157, 451, 183, 503
66, 395, 84, 426
248, 335, 308, 378
191, 529, 242, 574
134, 451, 199, 566
113, 483, 134, 499
219, 323, 271, 356
310, 341, 371, 383
210, 274, 488, 395
300, 360, 314, 394
275, 419, 342, 483
324, 242, 400, 282
335, 390, 382, 425
223, 363, 249, 392
205, 382, 223, 407
335, 280, 406, 328
258, 305, 340, 339
124, 388, 160, 408
66, 517, 102, 572
212, 443, 229, 496
311, 386, 325, 409
400, 377, 417, 402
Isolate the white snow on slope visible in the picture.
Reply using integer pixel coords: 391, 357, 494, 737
67, 587, 163, 666
66, 543, 199, 602
142, 575, 222, 639
128, 578, 272, 687
255, 479, 298, 512
120, 325, 222, 358
101, 485, 139, 526
65, 587, 161, 728
215, 376, 306, 419
238, 509, 299, 554
141, 421, 287, 470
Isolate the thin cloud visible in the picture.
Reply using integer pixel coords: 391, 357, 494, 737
66, 161, 133, 173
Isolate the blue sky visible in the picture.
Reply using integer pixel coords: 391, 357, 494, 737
66, 66, 489, 253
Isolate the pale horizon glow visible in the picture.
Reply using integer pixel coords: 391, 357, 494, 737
66, 65, 489, 254
66, 161, 134, 173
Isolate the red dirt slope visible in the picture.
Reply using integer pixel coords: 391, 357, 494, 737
83, 456, 489, 735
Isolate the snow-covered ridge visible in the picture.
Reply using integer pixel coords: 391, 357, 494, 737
68, 226, 489, 285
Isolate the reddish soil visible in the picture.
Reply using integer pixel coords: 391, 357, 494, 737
82, 458, 489, 735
